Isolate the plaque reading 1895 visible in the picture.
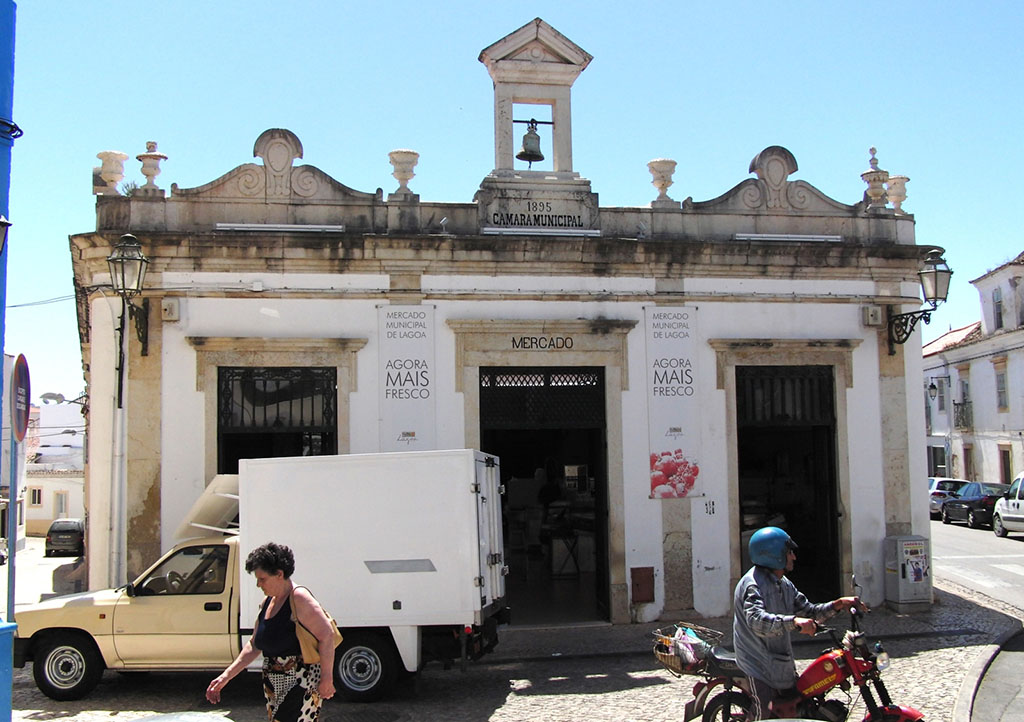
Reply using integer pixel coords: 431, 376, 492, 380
477, 186, 600, 235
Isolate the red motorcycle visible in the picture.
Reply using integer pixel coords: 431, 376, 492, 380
657, 609, 924, 722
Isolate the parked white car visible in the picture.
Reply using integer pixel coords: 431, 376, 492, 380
992, 473, 1024, 538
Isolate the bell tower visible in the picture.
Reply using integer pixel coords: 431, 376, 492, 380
479, 17, 591, 176
475, 19, 599, 236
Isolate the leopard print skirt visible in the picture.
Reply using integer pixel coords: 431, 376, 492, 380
262, 655, 323, 722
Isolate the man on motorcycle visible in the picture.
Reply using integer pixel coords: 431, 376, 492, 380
733, 526, 864, 720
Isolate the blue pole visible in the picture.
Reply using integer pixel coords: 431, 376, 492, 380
0, 5, 17, 722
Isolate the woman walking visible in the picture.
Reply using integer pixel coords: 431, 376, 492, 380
206, 542, 336, 721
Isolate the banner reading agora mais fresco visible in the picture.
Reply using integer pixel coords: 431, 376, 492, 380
378, 305, 436, 452
645, 306, 701, 498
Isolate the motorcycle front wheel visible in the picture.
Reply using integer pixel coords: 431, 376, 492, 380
702, 691, 752, 722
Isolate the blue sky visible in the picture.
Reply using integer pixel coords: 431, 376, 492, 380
4, 1, 1023, 401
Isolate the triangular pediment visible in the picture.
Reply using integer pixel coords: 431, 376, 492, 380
479, 18, 592, 80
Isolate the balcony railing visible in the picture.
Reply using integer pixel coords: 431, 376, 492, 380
953, 400, 973, 430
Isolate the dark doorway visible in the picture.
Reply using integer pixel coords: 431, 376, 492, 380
218, 367, 337, 473
736, 365, 840, 600
479, 367, 608, 625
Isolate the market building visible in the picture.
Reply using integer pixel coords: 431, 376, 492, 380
72, 19, 934, 623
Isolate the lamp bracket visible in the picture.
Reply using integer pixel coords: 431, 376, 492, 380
127, 298, 149, 356
887, 305, 933, 355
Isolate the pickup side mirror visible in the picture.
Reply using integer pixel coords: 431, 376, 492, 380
125, 582, 136, 598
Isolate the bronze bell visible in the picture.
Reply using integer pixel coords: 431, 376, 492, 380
516, 120, 544, 167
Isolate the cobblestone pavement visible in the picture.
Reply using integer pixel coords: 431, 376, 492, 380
12, 579, 1023, 722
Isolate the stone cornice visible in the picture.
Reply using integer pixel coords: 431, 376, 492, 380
70, 233, 927, 283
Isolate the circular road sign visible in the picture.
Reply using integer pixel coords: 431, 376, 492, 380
11, 354, 30, 443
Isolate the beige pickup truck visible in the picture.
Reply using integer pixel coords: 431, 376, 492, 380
15, 536, 243, 700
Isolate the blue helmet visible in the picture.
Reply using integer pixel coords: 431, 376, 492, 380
749, 526, 797, 569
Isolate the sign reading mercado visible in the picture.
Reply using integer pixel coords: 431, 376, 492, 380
378, 305, 436, 452
645, 307, 700, 499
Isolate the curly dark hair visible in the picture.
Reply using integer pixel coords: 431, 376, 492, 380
244, 542, 295, 578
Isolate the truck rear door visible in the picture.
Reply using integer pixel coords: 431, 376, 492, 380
112, 542, 236, 667
475, 452, 506, 611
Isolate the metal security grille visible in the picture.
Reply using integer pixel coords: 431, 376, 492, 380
736, 366, 834, 427
218, 367, 337, 433
480, 366, 604, 429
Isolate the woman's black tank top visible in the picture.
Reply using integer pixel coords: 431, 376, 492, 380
254, 594, 302, 657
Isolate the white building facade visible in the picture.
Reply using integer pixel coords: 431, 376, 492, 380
72, 20, 933, 623
924, 252, 1024, 485
24, 401, 86, 536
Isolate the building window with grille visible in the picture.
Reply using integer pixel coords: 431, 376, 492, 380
993, 287, 1004, 330
217, 367, 338, 474
937, 379, 946, 412
963, 445, 975, 481
28, 488, 42, 507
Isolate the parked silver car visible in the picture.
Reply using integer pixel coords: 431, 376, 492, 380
928, 477, 969, 519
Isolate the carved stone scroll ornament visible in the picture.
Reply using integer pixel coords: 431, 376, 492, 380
743, 145, 805, 210
253, 128, 304, 198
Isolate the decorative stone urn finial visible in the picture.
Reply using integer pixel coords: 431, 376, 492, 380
95, 150, 129, 194
136, 141, 168, 190
647, 158, 677, 203
860, 147, 890, 209
388, 149, 419, 195
885, 174, 910, 214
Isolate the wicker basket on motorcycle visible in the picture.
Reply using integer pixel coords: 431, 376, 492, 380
652, 622, 724, 676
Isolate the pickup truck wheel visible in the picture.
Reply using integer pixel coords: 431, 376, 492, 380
32, 633, 104, 701
333, 632, 398, 702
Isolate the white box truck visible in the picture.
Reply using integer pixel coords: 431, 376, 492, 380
13, 449, 509, 701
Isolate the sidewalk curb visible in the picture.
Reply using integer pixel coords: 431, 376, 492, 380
952, 624, 1023, 722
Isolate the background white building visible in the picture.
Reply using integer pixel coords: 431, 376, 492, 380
924, 251, 1024, 484
24, 399, 85, 535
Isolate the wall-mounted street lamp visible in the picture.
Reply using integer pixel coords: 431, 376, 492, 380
0, 215, 11, 255
40, 392, 87, 405
927, 375, 951, 401
106, 234, 150, 408
888, 249, 953, 355
104, 234, 150, 586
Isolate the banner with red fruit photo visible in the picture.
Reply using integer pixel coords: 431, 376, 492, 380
645, 306, 700, 499
378, 305, 436, 452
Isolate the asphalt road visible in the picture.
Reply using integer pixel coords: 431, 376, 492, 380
930, 517, 1024, 611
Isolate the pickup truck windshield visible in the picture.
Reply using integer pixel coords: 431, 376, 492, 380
136, 544, 229, 595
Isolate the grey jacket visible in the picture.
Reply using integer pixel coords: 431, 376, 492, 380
732, 565, 837, 689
